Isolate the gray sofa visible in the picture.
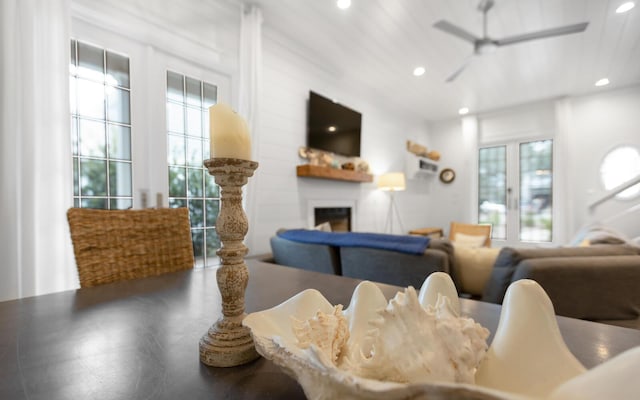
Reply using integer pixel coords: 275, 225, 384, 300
482, 245, 640, 328
268, 231, 640, 328
269, 233, 454, 289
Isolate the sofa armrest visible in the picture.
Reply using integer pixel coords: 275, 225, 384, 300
270, 236, 341, 275
511, 256, 640, 321
340, 247, 450, 289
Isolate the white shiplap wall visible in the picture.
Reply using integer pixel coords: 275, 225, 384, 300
248, 27, 432, 255
425, 85, 640, 244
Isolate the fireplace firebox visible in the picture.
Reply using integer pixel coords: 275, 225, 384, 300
314, 207, 351, 232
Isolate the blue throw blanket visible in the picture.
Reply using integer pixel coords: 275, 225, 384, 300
278, 229, 430, 255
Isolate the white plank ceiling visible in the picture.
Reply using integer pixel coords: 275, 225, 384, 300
94, 0, 640, 121
237, 0, 640, 120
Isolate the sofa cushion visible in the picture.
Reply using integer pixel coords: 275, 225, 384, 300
270, 236, 341, 275
511, 256, 640, 321
482, 245, 640, 304
340, 246, 449, 289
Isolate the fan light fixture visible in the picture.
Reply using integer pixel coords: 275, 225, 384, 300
616, 2, 635, 13
595, 78, 610, 87
337, 0, 351, 10
434, 0, 589, 82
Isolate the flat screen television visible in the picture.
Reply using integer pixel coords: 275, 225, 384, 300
307, 91, 362, 158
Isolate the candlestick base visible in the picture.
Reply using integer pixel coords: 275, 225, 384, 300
199, 315, 259, 367
199, 157, 260, 367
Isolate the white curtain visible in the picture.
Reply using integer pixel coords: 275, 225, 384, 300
238, 4, 263, 254
0, 0, 76, 301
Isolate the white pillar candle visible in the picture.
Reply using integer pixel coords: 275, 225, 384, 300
209, 103, 252, 160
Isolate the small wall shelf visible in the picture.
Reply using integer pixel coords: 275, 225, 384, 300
296, 165, 373, 183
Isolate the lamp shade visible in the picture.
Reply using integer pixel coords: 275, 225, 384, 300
378, 172, 406, 191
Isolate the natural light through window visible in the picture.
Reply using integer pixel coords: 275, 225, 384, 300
600, 146, 640, 199
166, 71, 220, 268
70, 40, 132, 209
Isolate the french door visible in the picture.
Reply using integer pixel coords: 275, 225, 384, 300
478, 139, 553, 246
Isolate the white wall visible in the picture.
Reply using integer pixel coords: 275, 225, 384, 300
427, 85, 640, 242
564, 85, 640, 238
421, 119, 468, 234
247, 27, 432, 255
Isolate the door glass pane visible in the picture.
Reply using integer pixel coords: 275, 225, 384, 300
167, 102, 185, 133
186, 77, 201, 107
77, 42, 104, 81
106, 51, 130, 88
81, 198, 108, 209
520, 140, 553, 242
186, 137, 203, 166
109, 161, 132, 197
76, 79, 105, 119
188, 199, 204, 228
203, 83, 217, 108
187, 168, 203, 197
167, 134, 186, 166
80, 159, 107, 196
166, 71, 220, 268
106, 87, 130, 124
191, 229, 204, 263
478, 146, 507, 240
108, 124, 131, 160
78, 119, 106, 157
168, 166, 187, 197
70, 40, 132, 209
110, 198, 133, 210
186, 107, 202, 136
167, 71, 184, 102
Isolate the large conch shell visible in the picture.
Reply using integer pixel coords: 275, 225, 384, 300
244, 273, 640, 400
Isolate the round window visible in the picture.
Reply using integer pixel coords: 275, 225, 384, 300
600, 146, 640, 199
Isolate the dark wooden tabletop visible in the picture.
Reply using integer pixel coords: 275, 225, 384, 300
1, 260, 639, 399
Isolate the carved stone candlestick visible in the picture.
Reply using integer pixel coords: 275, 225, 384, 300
199, 157, 260, 367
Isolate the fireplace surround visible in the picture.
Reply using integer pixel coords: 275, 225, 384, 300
307, 200, 357, 232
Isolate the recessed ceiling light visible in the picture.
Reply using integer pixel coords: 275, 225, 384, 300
595, 78, 610, 87
458, 107, 470, 115
413, 66, 426, 76
616, 2, 635, 13
328, 126, 337, 132
337, 0, 351, 10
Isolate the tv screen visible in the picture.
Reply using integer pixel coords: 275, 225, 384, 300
307, 91, 361, 158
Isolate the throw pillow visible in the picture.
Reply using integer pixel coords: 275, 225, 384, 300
454, 232, 487, 248
313, 222, 332, 232
452, 245, 501, 296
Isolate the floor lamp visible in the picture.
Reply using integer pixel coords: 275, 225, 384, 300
378, 172, 406, 234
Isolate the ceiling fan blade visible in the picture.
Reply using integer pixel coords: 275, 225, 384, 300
446, 55, 474, 83
433, 20, 480, 44
495, 22, 588, 46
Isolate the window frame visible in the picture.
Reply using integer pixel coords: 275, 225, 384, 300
71, 20, 232, 267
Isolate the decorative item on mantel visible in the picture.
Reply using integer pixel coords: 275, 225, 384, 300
407, 140, 440, 161
297, 146, 372, 182
199, 103, 260, 367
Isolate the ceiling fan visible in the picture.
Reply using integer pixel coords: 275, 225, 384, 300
434, 0, 589, 82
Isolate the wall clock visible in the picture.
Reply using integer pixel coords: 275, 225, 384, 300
439, 168, 455, 184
